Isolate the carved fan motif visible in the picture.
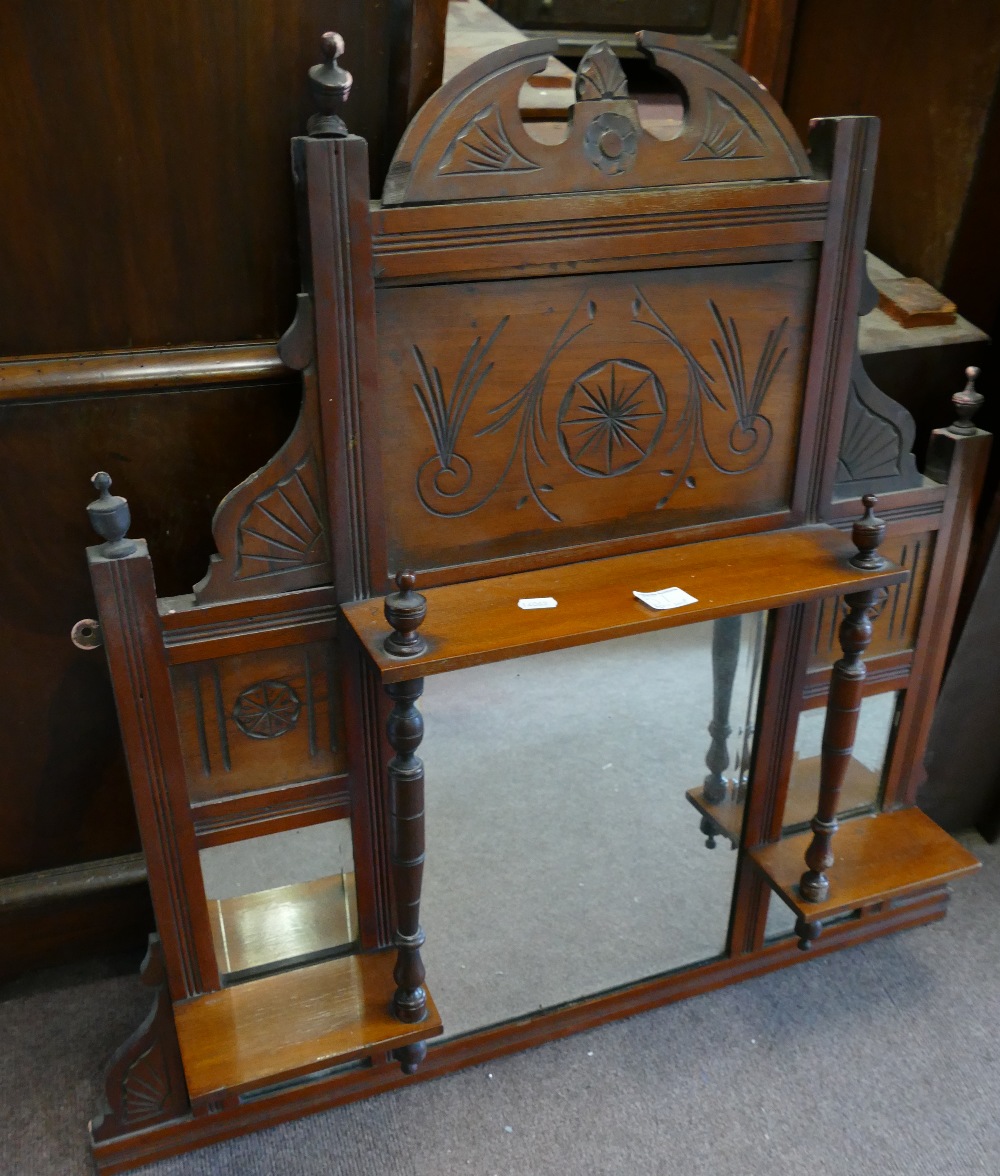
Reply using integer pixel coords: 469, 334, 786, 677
685, 91, 765, 160
835, 353, 921, 492
121, 1043, 170, 1123
838, 381, 906, 480
236, 455, 327, 580
439, 105, 539, 176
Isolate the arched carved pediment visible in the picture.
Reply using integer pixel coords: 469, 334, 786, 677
381, 33, 810, 206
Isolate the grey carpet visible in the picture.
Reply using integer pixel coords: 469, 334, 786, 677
1, 831, 997, 1175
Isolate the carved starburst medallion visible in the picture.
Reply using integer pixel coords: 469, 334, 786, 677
558, 359, 667, 478
232, 680, 301, 739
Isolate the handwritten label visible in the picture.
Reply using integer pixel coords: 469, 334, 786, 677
633, 586, 698, 611
517, 597, 558, 610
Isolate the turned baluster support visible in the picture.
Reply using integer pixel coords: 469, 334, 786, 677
798, 497, 886, 915
382, 573, 430, 1072
702, 614, 742, 807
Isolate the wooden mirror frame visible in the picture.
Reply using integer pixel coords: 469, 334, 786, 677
80, 31, 989, 1172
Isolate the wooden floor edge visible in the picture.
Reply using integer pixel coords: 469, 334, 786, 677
90, 890, 950, 1173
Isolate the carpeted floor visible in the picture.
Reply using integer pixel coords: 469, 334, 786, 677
2, 831, 997, 1176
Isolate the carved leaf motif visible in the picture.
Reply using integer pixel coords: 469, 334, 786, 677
575, 42, 629, 101
236, 454, 327, 580
438, 105, 539, 176
686, 91, 765, 161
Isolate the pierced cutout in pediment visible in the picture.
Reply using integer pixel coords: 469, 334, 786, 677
381, 32, 809, 205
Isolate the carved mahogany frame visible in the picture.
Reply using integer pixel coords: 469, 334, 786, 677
82, 31, 989, 1173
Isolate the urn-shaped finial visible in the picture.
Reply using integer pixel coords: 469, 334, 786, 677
307, 31, 352, 138
849, 494, 886, 571
87, 471, 137, 559
384, 571, 428, 658
949, 366, 984, 435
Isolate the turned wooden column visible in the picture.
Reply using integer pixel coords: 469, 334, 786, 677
383, 573, 429, 1073
703, 615, 742, 805
799, 496, 886, 904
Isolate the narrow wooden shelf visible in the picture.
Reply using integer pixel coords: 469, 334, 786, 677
749, 807, 980, 922
207, 873, 359, 982
343, 526, 907, 682
687, 757, 884, 849
686, 788, 745, 846
174, 951, 442, 1102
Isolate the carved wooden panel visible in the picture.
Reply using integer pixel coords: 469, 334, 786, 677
382, 34, 809, 206
808, 531, 935, 669
172, 641, 346, 805
90, 937, 190, 1143
833, 265, 921, 496
376, 260, 816, 577
194, 395, 332, 605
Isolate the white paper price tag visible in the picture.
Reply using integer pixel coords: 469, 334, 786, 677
633, 586, 698, 611
517, 597, 558, 610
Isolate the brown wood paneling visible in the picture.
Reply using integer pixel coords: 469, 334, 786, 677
0, 380, 299, 879
0, 1, 393, 357
377, 260, 816, 577
171, 642, 347, 804
782, 0, 1000, 290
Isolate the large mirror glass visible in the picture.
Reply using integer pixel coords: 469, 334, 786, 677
199, 820, 358, 983
420, 614, 767, 1040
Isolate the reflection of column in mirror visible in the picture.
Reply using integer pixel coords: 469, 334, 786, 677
341, 867, 354, 946
703, 615, 743, 805
732, 612, 766, 802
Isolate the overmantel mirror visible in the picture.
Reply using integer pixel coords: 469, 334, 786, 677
77, 29, 988, 1172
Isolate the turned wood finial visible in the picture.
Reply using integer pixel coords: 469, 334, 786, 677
849, 494, 886, 571
384, 571, 428, 658
87, 472, 137, 559
307, 31, 352, 138
949, 365, 983, 435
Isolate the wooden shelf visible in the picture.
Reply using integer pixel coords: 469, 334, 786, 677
686, 757, 883, 849
174, 951, 442, 1102
749, 807, 980, 922
344, 526, 907, 682
207, 873, 358, 982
